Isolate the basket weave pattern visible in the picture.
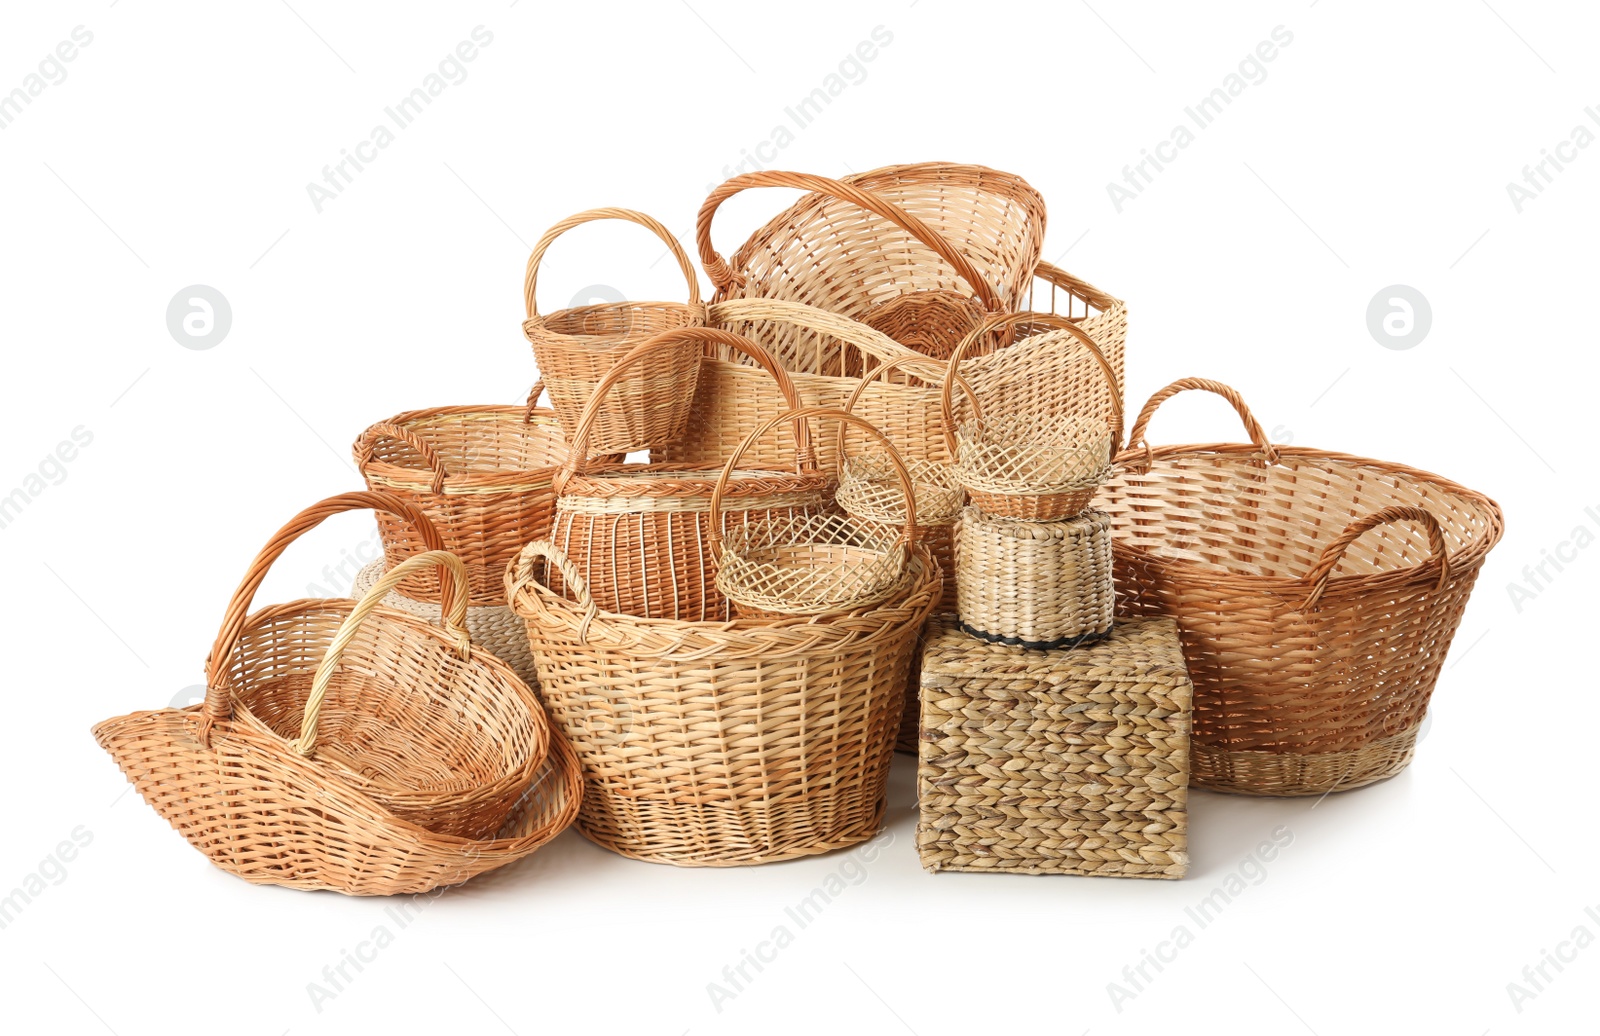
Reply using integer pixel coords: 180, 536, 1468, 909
956, 507, 1114, 651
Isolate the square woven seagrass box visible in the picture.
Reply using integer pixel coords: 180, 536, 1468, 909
916, 614, 1193, 878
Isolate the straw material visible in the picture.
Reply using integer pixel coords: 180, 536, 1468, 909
354, 387, 569, 605
507, 540, 941, 866
1027, 261, 1129, 402
916, 615, 1192, 878
551, 328, 832, 621
93, 492, 578, 894
1097, 378, 1505, 796
352, 559, 536, 691
699, 164, 1046, 360
712, 407, 916, 618
522, 208, 706, 454
957, 507, 1114, 650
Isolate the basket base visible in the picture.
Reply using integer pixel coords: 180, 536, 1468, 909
1191, 725, 1420, 797
957, 620, 1113, 653
573, 796, 888, 867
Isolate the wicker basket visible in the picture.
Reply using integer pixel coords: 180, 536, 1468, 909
550, 327, 833, 620
354, 384, 569, 605
712, 407, 916, 618
1097, 379, 1506, 796
698, 164, 1047, 359
957, 506, 1114, 650
93, 492, 580, 893
1026, 261, 1129, 406
522, 207, 705, 455
507, 539, 940, 866
944, 311, 1120, 521
352, 559, 536, 691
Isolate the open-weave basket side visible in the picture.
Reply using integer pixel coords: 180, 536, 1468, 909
956, 416, 1114, 493
837, 452, 964, 528
716, 512, 909, 617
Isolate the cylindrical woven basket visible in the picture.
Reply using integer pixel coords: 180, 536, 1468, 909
354, 385, 569, 605
522, 207, 705, 454
956, 506, 1114, 650
93, 492, 580, 894
550, 327, 832, 621
352, 559, 536, 692
1097, 379, 1506, 796
944, 311, 1120, 521
507, 539, 940, 866
712, 407, 917, 618
699, 164, 1046, 360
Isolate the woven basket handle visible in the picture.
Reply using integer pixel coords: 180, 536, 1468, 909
505, 540, 599, 641
523, 380, 551, 422
697, 171, 1001, 312
940, 311, 1123, 453
552, 327, 812, 487
295, 550, 472, 756
1301, 506, 1452, 610
709, 407, 919, 556
201, 491, 451, 725
1121, 378, 1281, 470
523, 207, 702, 319
708, 298, 916, 368
353, 423, 450, 494
835, 355, 980, 472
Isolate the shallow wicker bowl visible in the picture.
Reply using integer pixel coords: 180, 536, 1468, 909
717, 511, 909, 618
956, 414, 1113, 521
837, 451, 964, 528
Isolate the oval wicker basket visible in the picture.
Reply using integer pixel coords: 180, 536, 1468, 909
956, 505, 1115, 650
1097, 379, 1506, 796
93, 492, 579, 893
522, 207, 705, 455
354, 385, 570, 605
712, 407, 917, 618
550, 327, 833, 620
507, 539, 941, 866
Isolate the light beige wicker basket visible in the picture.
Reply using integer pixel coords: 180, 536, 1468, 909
956, 506, 1115, 651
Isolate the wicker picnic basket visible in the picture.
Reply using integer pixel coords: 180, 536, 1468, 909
507, 538, 940, 866
956, 506, 1115, 650
354, 383, 569, 605
352, 559, 536, 691
1098, 379, 1505, 796
712, 408, 917, 618
944, 310, 1120, 521
699, 164, 1046, 360
549, 327, 833, 620
93, 492, 580, 893
522, 207, 706, 454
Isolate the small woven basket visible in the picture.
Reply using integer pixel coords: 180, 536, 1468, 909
352, 559, 536, 691
522, 207, 705, 454
550, 328, 832, 620
712, 407, 917, 618
507, 539, 941, 866
354, 385, 569, 605
1098, 379, 1505, 796
956, 506, 1114, 651
93, 492, 578, 893
944, 311, 1121, 521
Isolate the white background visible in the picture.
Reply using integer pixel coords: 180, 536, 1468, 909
1, 1, 1593, 1033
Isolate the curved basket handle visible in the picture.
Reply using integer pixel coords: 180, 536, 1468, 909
523, 380, 551, 422
1120, 378, 1280, 471
1301, 506, 1451, 610
353, 423, 449, 494
940, 310, 1124, 453
707, 297, 916, 369
835, 354, 980, 472
523, 207, 701, 319
697, 170, 1001, 312
710, 406, 919, 556
551, 327, 812, 489
296, 550, 472, 756
505, 540, 599, 641
201, 491, 450, 726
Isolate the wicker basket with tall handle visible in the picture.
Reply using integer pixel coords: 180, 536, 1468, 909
712, 407, 919, 618
93, 492, 579, 894
549, 327, 833, 621
507, 537, 940, 866
354, 383, 569, 606
522, 207, 705, 454
1097, 379, 1505, 796
699, 163, 1046, 360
